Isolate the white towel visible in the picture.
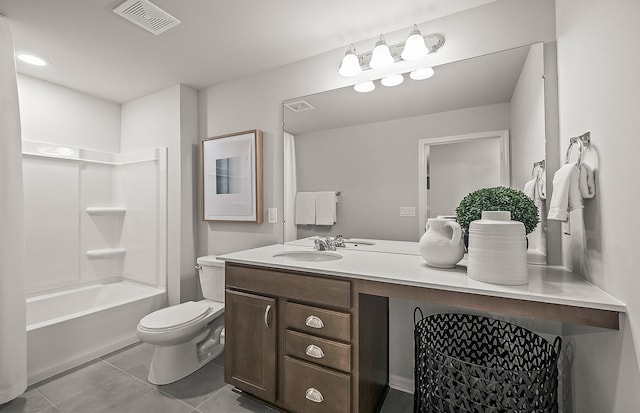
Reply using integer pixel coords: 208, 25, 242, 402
315, 191, 337, 225
548, 162, 581, 222
579, 163, 596, 199
523, 178, 536, 200
536, 170, 546, 200
295, 192, 316, 225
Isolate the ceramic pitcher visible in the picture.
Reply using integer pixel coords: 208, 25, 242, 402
419, 218, 465, 268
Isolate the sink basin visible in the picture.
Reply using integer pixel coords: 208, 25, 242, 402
344, 239, 376, 246
272, 250, 343, 262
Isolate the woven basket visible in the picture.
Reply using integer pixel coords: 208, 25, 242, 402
414, 311, 561, 413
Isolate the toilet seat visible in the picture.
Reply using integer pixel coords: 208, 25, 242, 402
138, 301, 223, 333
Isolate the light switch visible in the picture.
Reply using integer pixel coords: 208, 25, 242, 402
268, 208, 278, 223
399, 207, 416, 217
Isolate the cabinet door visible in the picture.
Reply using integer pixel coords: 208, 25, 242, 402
225, 289, 277, 402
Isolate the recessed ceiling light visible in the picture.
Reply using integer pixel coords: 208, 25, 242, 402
17, 53, 48, 66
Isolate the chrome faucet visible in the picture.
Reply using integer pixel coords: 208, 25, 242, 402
314, 235, 346, 251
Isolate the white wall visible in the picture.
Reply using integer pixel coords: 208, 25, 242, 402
555, 0, 640, 411
295, 104, 509, 241
121, 84, 199, 304
17, 75, 121, 152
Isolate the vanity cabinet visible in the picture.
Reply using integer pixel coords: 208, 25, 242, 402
224, 262, 389, 413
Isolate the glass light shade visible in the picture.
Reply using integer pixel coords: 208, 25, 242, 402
354, 81, 375, 93
410, 67, 435, 80
369, 35, 394, 69
17, 53, 47, 66
381, 74, 404, 87
401, 25, 429, 61
338, 47, 362, 77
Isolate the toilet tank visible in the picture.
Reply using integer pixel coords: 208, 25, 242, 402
196, 256, 225, 303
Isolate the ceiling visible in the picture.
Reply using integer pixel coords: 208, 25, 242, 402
284, 45, 531, 135
0, 0, 495, 103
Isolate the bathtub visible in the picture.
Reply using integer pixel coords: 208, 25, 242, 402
26, 281, 166, 385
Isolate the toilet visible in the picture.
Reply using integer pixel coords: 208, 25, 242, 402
136, 256, 225, 385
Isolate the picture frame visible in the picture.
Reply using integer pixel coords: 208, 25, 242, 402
201, 130, 263, 222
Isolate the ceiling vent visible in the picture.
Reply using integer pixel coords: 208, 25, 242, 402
285, 100, 315, 113
113, 0, 181, 35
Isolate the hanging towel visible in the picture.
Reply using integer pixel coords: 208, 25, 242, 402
523, 178, 536, 200
579, 163, 596, 199
536, 170, 546, 200
315, 191, 337, 225
548, 162, 581, 222
295, 192, 316, 225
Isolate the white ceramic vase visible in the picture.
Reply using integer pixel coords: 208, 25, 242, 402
467, 211, 528, 285
419, 218, 465, 268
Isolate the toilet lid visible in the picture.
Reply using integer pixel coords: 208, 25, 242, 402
139, 301, 214, 331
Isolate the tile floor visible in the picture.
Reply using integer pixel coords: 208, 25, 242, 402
0, 343, 413, 412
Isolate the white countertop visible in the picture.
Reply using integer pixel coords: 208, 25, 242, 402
218, 241, 626, 313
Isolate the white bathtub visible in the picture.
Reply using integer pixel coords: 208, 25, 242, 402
26, 281, 166, 385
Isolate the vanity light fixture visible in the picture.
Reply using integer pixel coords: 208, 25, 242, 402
401, 25, 430, 61
354, 81, 375, 93
410, 67, 435, 80
381, 74, 404, 87
16, 53, 48, 66
369, 35, 394, 69
338, 44, 362, 77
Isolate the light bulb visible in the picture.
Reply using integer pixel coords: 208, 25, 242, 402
338, 45, 362, 77
369, 35, 394, 69
410, 67, 435, 80
354, 81, 375, 93
381, 74, 404, 87
17, 53, 47, 66
401, 25, 429, 61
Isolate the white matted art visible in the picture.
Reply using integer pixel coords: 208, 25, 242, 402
201, 130, 263, 222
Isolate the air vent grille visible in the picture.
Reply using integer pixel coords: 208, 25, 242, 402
285, 100, 315, 113
113, 0, 181, 35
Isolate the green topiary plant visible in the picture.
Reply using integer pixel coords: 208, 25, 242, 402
455, 186, 539, 235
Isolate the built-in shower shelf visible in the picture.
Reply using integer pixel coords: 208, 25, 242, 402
86, 207, 126, 216
86, 248, 126, 259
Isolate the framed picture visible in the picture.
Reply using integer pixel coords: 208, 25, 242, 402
201, 130, 263, 222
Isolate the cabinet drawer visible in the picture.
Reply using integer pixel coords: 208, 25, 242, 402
285, 329, 351, 373
226, 263, 351, 309
284, 356, 350, 413
286, 302, 351, 342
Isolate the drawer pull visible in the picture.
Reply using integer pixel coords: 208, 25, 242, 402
305, 344, 325, 359
305, 315, 324, 329
305, 387, 324, 403
264, 305, 272, 328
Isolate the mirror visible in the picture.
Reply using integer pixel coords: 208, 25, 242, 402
283, 43, 547, 263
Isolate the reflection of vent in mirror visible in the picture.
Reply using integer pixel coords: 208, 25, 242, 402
216, 157, 241, 194
285, 100, 315, 112
113, 0, 181, 35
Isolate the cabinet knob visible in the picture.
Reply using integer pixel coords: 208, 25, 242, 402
305, 387, 324, 403
305, 344, 325, 359
305, 315, 324, 329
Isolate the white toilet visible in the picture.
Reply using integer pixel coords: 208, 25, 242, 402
136, 256, 225, 385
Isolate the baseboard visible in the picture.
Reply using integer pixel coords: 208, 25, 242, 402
27, 336, 139, 386
389, 373, 414, 394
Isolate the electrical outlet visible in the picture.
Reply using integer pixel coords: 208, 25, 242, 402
399, 207, 416, 217
268, 208, 278, 223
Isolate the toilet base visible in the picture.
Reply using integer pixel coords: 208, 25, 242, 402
148, 319, 224, 385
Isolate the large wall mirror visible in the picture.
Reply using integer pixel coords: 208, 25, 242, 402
283, 43, 548, 263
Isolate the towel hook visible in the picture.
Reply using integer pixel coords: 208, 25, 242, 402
565, 131, 591, 167
531, 160, 545, 178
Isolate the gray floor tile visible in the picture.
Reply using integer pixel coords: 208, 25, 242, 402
196, 386, 270, 413
55, 373, 150, 413
380, 388, 413, 413
34, 360, 127, 405
155, 361, 226, 408
101, 342, 154, 373
0, 390, 59, 413
211, 352, 224, 368
98, 388, 193, 413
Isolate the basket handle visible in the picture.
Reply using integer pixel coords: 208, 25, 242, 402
553, 336, 562, 355
413, 307, 424, 326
